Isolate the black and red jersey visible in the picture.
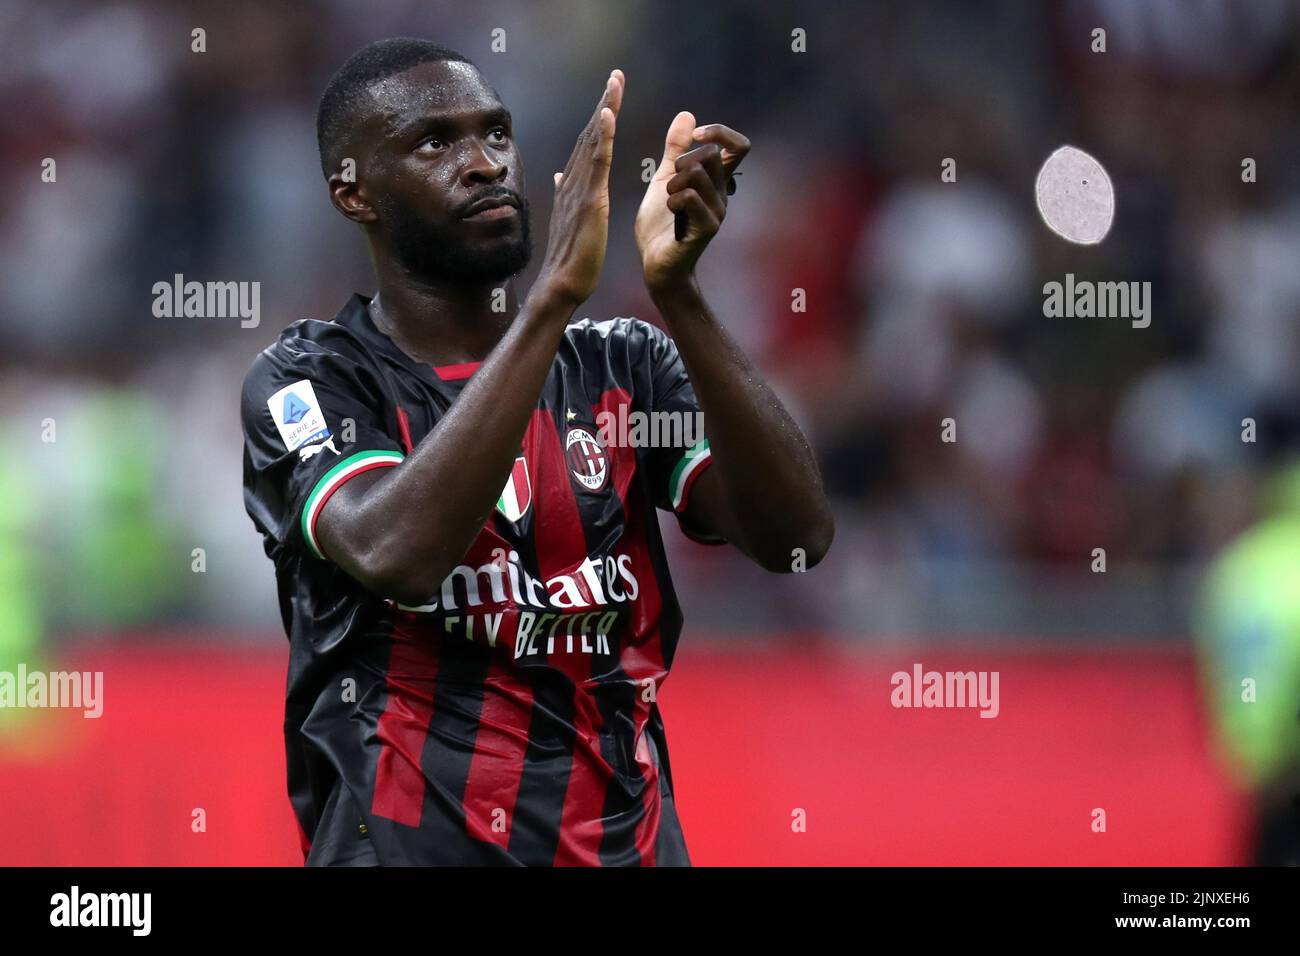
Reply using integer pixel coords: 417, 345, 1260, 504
240, 293, 719, 865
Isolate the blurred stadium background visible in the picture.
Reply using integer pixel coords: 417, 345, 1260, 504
3, 0, 1299, 864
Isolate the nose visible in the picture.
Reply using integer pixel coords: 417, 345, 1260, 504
460, 139, 507, 187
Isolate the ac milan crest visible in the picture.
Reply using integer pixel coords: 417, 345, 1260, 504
565, 426, 608, 491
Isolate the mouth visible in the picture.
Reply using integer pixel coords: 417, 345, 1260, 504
461, 195, 519, 221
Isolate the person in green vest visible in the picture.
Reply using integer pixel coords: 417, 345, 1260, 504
1195, 460, 1300, 865
1, 382, 187, 744
60, 390, 180, 628
0, 430, 45, 737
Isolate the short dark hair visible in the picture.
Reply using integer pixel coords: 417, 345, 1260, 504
316, 38, 474, 178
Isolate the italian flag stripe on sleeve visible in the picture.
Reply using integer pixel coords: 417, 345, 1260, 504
301, 450, 404, 560
669, 438, 712, 512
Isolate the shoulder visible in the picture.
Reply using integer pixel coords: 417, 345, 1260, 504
239, 317, 385, 447
242, 317, 371, 400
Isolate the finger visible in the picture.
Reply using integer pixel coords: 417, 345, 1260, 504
591, 71, 624, 131
593, 106, 616, 169
554, 172, 563, 188
665, 188, 719, 236
675, 144, 728, 198
564, 72, 624, 177
689, 123, 750, 174
666, 164, 727, 220
606, 69, 625, 116
654, 111, 696, 181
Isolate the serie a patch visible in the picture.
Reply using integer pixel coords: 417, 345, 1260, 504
267, 379, 331, 451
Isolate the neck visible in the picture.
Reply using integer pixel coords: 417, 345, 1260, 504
370, 259, 519, 366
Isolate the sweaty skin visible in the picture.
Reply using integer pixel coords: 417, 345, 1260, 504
316, 62, 831, 604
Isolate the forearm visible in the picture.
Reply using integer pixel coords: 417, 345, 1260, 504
651, 277, 834, 567
321, 285, 575, 602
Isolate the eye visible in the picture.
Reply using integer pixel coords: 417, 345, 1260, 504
487, 127, 508, 145
416, 136, 446, 152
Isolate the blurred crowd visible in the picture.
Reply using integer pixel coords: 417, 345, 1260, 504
4, 0, 1300, 642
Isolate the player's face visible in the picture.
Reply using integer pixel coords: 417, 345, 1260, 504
364, 60, 531, 284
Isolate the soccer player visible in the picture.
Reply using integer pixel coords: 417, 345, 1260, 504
241, 38, 833, 866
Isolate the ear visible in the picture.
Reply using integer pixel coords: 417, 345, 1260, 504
327, 173, 378, 225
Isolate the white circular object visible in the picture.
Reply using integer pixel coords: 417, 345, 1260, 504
1034, 146, 1114, 245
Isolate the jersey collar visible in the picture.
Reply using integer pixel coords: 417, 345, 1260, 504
335, 293, 480, 395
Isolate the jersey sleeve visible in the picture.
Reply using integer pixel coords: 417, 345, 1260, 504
241, 332, 406, 561
639, 322, 725, 545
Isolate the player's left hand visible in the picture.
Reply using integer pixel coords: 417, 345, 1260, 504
636, 111, 749, 295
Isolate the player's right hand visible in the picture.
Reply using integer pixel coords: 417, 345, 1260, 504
535, 69, 623, 308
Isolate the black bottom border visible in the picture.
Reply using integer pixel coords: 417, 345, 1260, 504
0, 866, 1290, 940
